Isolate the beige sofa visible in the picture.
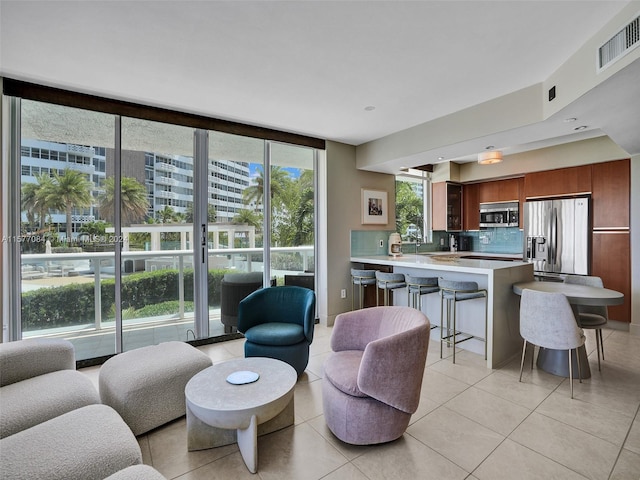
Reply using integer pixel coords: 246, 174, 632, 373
0, 338, 165, 480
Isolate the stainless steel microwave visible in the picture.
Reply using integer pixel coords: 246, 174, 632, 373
479, 202, 519, 227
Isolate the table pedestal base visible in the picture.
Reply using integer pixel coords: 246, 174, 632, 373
536, 345, 591, 379
186, 397, 294, 472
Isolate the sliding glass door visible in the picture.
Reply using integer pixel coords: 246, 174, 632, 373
5, 89, 321, 362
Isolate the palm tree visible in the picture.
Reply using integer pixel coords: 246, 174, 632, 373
183, 203, 217, 223
99, 176, 149, 226
48, 169, 93, 238
243, 166, 291, 210
232, 208, 262, 229
21, 174, 56, 230
156, 205, 182, 223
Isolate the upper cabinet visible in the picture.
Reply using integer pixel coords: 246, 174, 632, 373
463, 183, 479, 230
478, 178, 521, 204
524, 165, 591, 199
433, 182, 463, 231
591, 159, 630, 229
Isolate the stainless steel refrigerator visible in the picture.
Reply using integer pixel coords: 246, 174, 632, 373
523, 197, 590, 277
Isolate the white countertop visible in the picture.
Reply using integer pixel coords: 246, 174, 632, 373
351, 252, 530, 274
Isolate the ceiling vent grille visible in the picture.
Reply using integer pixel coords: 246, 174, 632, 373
598, 14, 640, 71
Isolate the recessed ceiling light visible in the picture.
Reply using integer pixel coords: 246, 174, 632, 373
364, 106, 376, 111
485, 145, 495, 150
574, 125, 588, 131
564, 117, 578, 122
438, 156, 444, 160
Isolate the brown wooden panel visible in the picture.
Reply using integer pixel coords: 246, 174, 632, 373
463, 183, 479, 230
362, 264, 393, 308
498, 179, 520, 202
432, 182, 447, 231
518, 177, 525, 228
592, 231, 630, 322
478, 181, 500, 203
524, 166, 592, 198
592, 159, 630, 229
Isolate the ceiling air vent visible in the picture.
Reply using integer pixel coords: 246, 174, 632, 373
598, 14, 640, 71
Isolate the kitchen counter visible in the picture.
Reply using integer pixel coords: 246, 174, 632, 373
350, 252, 534, 369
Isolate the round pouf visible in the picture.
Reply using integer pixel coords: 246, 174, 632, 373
99, 341, 212, 435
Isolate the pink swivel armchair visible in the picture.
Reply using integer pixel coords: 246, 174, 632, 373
322, 306, 430, 445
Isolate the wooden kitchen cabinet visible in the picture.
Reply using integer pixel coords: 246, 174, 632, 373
592, 159, 629, 229
362, 264, 392, 308
524, 165, 591, 199
463, 183, 479, 230
432, 182, 463, 231
592, 231, 630, 322
478, 178, 520, 204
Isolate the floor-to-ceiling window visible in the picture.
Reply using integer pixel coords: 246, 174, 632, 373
3, 80, 323, 362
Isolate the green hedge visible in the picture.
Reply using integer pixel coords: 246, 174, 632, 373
21, 268, 229, 332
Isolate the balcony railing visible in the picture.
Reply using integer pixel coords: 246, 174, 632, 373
20, 246, 313, 344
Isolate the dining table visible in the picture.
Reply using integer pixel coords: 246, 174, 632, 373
512, 280, 624, 379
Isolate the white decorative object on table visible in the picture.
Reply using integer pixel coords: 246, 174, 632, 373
226, 371, 259, 385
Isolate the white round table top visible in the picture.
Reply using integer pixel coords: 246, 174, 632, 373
512, 281, 624, 306
185, 357, 297, 414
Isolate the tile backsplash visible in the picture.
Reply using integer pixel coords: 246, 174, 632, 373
351, 228, 523, 256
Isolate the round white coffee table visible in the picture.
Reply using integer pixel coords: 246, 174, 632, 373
185, 357, 297, 473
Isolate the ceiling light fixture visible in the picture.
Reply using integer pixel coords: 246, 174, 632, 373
364, 106, 376, 111
574, 125, 588, 131
564, 117, 578, 122
478, 150, 503, 165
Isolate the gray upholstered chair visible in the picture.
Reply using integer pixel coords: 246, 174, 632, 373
322, 306, 430, 445
350, 269, 377, 310
405, 275, 440, 329
438, 278, 487, 363
375, 271, 406, 306
220, 272, 265, 333
519, 289, 585, 398
564, 275, 608, 371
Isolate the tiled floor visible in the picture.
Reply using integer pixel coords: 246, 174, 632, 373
81, 325, 640, 480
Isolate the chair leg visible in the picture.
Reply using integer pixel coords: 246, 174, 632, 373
576, 347, 582, 383
599, 328, 605, 361
440, 294, 444, 359
568, 349, 574, 399
595, 329, 602, 372
452, 299, 457, 364
519, 340, 528, 382
531, 345, 535, 370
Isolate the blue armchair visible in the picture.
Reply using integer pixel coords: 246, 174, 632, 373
237, 286, 316, 376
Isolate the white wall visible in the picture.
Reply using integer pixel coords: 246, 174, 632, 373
323, 141, 395, 326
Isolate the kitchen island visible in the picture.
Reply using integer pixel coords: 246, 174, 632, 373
350, 253, 534, 369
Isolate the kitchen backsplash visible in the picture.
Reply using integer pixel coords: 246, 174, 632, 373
351, 228, 523, 256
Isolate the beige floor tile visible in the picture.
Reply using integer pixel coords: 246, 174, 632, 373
625, 419, 640, 455
553, 362, 640, 418
294, 377, 324, 421
173, 451, 256, 479
473, 438, 588, 480
430, 350, 493, 386
196, 342, 237, 364
498, 353, 566, 390
321, 463, 371, 480
138, 435, 152, 464
307, 415, 370, 461
254, 423, 348, 480
420, 369, 470, 405
352, 434, 468, 480
535, 391, 635, 446
309, 333, 333, 357
510, 412, 619, 480
407, 406, 504, 472
146, 418, 238, 479
445, 386, 531, 436
306, 351, 331, 380
609, 448, 640, 480
409, 396, 440, 424
474, 371, 553, 410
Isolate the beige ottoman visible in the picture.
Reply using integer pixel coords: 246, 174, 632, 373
99, 342, 212, 435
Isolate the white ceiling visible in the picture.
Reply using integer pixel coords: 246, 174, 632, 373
1, 0, 638, 170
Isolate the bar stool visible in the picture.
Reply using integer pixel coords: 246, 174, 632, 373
375, 272, 406, 306
439, 278, 487, 364
350, 269, 377, 310
405, 275, 440, 329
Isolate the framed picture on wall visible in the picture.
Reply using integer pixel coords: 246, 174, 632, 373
361, 188, 388, 224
